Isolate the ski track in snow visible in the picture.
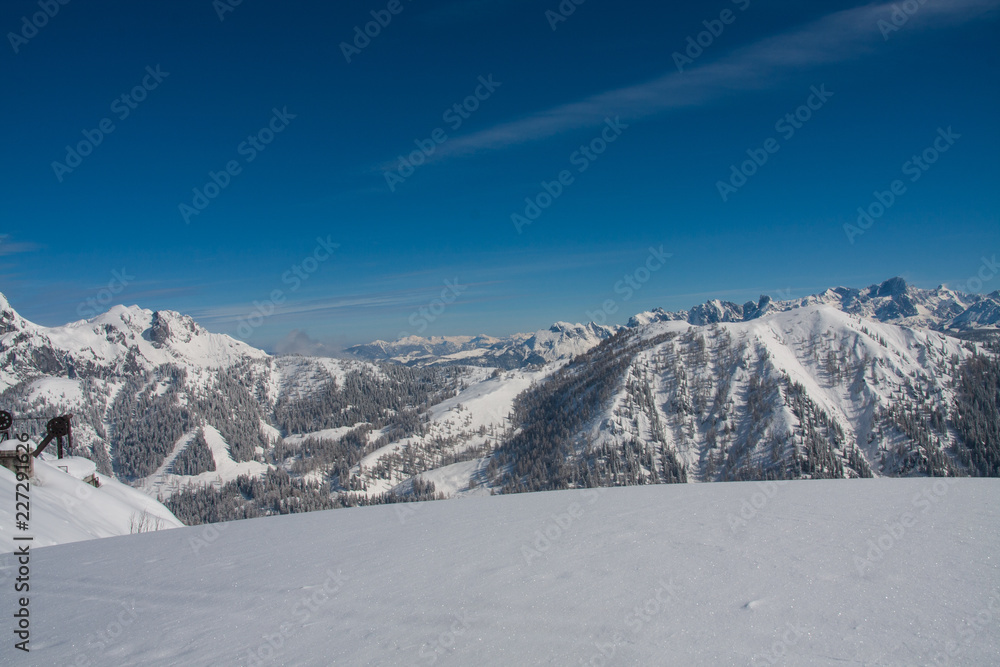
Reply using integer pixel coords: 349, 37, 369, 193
140, 425, 269, 500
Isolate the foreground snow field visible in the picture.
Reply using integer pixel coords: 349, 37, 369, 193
5, 479, 998, 666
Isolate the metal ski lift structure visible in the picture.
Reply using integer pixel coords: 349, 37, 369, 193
0, 411, 75, 477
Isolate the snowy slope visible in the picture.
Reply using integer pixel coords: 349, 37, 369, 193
351, 366, 546, 498
139, 425, 270, 500
571, 305, 975, 484
0, 453, 181, 552
8, 479, 998, 665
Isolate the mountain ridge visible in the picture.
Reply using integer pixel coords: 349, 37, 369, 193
345, 277, 997, 368
2, 276, 996, 379
1, 276, 998, 540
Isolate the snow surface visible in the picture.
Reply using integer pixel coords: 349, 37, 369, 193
0, 455, 181, 552
25, 377, 83, 405
405, 459, 490, 498
7, 479, 998, 665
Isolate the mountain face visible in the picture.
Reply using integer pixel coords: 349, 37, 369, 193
487, 307, 984, 493
0, 297, 266, 387
1, 277, 998, 534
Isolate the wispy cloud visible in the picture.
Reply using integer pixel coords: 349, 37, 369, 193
426, 0, 998, 160
0, 235, 42, 257
189, 281, 500, 325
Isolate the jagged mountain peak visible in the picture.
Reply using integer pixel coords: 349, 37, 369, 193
547, 321, 612, 337
628, 277, 997, 333
0, 291, 28, 335
0, 293, 265, 387
146, 309, 202, 346
871, 276, 909, 297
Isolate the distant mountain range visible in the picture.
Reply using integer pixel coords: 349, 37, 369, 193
345, 277, 1000, 367
1, 276, 997, 536
630, 277, 999, 331
345, 321, 620, 368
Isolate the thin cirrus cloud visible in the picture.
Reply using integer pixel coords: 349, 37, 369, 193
0, 235, 42, 257
190, 282, 501, 326
190, 247, 639, 327
425, 0, 998, 162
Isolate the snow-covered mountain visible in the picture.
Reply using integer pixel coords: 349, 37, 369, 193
345, 321, 621, 368
0, 293, 266, 388
629, 277, 1000, 332
490, 305, 975, 490
1, 276, 997, 548
348, 277, 997, 369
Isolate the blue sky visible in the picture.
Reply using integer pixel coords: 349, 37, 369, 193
1, 0, 998, 350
